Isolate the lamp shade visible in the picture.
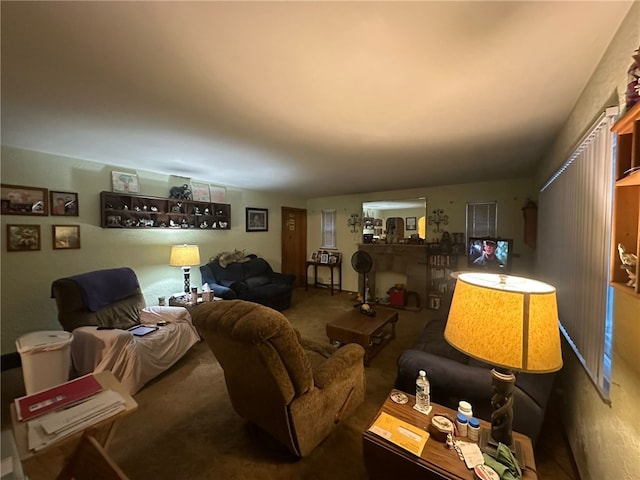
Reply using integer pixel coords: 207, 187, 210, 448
445, 272, 562, 373
169, 244, 200, 267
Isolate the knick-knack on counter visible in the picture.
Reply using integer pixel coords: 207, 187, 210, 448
625, 47, 640, 111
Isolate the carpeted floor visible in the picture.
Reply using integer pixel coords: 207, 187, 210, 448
2, 287, 579, 479
108, 288, 426, 480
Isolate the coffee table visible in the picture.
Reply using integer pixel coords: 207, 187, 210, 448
363, 392, 538, 480
326, 308, 398, 365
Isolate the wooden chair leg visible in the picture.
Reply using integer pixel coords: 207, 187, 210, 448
56, 432, 129, 480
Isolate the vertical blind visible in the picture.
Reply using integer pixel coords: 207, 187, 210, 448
538, 108, 617, 400
321, 209, 336, 249
466, 202, 497, 238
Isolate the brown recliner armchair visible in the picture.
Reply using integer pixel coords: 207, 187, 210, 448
192, 300, 366, 458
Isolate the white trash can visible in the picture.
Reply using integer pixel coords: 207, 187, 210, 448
16, 331, 73, 395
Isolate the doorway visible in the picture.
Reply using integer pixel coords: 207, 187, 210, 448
281, 207, 307, 287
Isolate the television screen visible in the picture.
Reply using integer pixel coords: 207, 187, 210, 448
467, 237, 513, 272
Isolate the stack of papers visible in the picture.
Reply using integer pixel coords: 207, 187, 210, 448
26, 389, 126, 452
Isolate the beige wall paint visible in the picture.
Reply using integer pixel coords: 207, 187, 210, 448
306, 177, 537, 296
534, 4, 640, 479
0, 146, 305, 353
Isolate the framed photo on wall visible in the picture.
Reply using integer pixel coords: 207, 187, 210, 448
246, 208, 268, 232
1, 184, 48, 216
52, 225, 81, 250
406, 217, 417, 231
111, 171, 140, 194
6, 224, 41, 251
50, 191, 79, 216
209, 185, 226, 202
190, 181, 211, 202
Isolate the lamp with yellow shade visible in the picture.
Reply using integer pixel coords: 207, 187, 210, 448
169, 244, 201, 293
445, 272, 562, 462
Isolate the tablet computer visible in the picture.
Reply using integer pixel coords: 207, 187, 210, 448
128, 325, 159, 337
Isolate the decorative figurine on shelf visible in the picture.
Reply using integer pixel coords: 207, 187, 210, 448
169, 184, 192, 200
172, 202, 183, 213
150, 205, 158, 212
204, 207, 210, 215
625, 47, 640, 111
618, 243, 637, 288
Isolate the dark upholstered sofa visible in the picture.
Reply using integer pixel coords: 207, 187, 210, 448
394, 292, 558, 444
200, 255, 295, 311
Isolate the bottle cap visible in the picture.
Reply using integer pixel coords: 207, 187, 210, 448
468, 417, 480, 428
456, 413, 468, 424
419, 370, 426, 376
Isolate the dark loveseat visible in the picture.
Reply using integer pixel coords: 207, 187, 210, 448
200, 255, 295, 311
394, 293, 558, 444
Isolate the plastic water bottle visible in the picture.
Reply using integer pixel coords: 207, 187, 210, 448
416, 370, 430, 412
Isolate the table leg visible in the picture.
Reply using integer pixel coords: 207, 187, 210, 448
314, 264, 318, 289
330, 266, 334, 296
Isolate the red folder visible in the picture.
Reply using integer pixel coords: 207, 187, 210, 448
15, 373, 103, 421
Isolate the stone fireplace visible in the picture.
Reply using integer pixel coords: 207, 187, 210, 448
357, 244, 429, 307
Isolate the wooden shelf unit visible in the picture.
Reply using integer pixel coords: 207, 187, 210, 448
100, 191, 231, 230
610, 102, 640, 297
426, 246, 459, 310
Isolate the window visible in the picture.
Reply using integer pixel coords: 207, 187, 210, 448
538, 109, 616, 401
321, 209, 336, 249
466, 202, 497, 238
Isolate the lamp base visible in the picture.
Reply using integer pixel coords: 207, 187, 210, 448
478, 427, 525, 467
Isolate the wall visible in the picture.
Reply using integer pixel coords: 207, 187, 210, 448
306, 177, 537, 299
0, 146, 305, 354
534, 4, 640, 479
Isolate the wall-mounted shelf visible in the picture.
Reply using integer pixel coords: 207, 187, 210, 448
100, 192, 231, 230
610, 102, 640, 297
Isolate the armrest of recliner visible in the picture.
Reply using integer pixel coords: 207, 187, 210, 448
313, 344, 365, 389
395, 349, 493, 402
205, 282, 238, 300
271, 272, 296, 285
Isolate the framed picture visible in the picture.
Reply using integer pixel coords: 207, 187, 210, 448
50, 191, 79, 216
52, 225, 81, 250
406, 217, 417, 231
111, 171, 140, 194
6, 224, 41, 251
191, 181, 211, 202
1, 184, 48, 216
310, 252, 317, 262
246, 208, 268, 232
329, 252, 341, 264
320, 253, 329, 264
209, 185, 226, 202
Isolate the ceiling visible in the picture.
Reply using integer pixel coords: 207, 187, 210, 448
1, 1, 633, 198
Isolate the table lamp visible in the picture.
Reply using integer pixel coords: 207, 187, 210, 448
169, 244, 201, 293
444, 272, 562, 461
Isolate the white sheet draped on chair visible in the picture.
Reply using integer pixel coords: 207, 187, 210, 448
70, 306, 200, 394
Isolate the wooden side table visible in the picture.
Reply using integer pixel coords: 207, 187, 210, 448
10, 371, 138, 480
305, 260, 342, 295
363, 393, 538, 480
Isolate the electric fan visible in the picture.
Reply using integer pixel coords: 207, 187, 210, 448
351, 250, 373, 306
